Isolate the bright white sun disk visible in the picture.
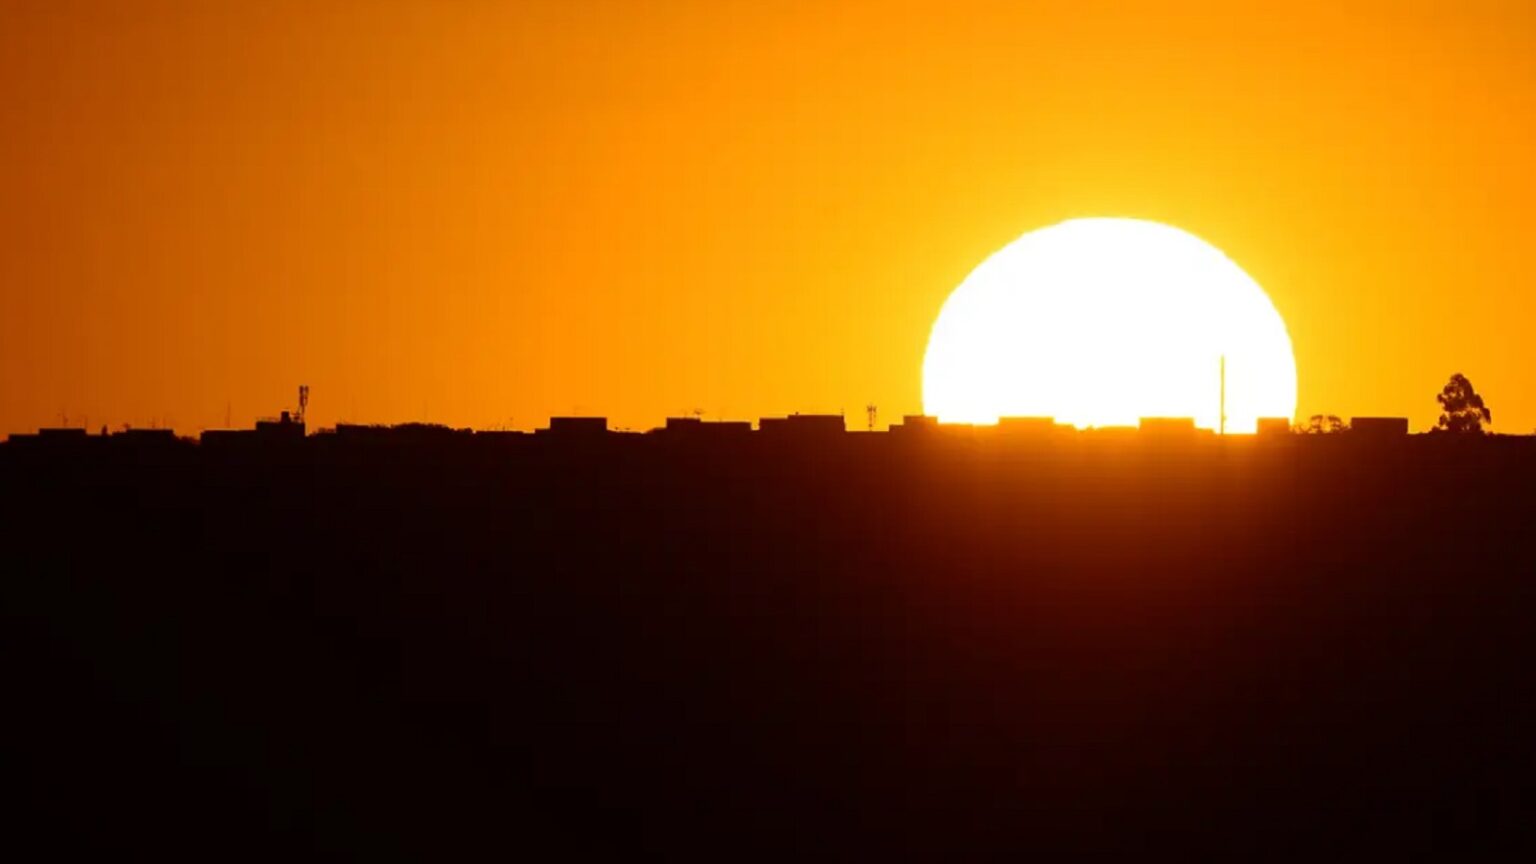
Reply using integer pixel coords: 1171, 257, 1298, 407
922, 218, 1296, 433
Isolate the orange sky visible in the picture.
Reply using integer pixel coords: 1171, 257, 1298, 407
3, 1, 1534, 434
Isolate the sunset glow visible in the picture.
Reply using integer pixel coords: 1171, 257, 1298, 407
922, 219, 1297, 432
6, 3, 1536, 433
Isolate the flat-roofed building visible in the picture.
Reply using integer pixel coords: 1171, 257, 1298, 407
1139, 417, 1197, 435
5, 428, 92, 451
998, 416, 1056, 435
544, 417, 608, 436
199, 428, 256, 447
757, 414, 845, 437
106, 429, 184, 456
473, 430, 528, 444
113, 428, 178, 442
706, 421, 753, 436
663, 417, 701, 433
891, 415, 938, 434
1256, 417, 1292, 436
660, 417, 752, 438
1350, 416, 1409, 437
1084, 425, 1140, 442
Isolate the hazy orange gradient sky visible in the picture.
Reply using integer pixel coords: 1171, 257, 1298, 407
3, 0, 1535, 433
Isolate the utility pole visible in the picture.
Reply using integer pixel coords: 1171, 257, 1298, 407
1219, 354, 1227, 436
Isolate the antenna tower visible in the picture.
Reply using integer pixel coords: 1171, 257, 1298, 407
1219, 355, 1227, 436
297, 385, 310, 425
866, 403, 877, 432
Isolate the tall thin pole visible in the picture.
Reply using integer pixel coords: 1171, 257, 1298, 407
1219, 354, 1227, 436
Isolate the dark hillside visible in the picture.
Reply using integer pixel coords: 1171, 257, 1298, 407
4, 430, 1535, 857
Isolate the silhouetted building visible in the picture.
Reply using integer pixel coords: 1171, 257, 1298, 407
103, 429, 183, 458
543, 417, 608, 436
895, 415, 937, 430
474, 430, 528, 443
998, 417, 1057, 436
1085, 425, 1140, 441
757, 414, 846, 437
660, 417, 752, 438
112, 428, 177, 442
890, 415, 942, 437
1350, 417, 1409, 437
4, 428, 92, 450
1139, 417, 1198, 436
199, 428, 255, 447
255, 411, 306, 440
315, 423, 468, 447
1256, 417, 1292, 436
663, 417, 702, 434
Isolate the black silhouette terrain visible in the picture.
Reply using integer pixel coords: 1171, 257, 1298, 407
4, 421, 1536, 857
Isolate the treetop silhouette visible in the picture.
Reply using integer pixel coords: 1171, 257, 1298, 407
1299, 414, 1347, 434
1436, 373, 1491, 433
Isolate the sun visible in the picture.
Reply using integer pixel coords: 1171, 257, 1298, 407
922, 218, 1297, 433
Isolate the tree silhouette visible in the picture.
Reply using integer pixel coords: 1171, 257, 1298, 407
1436, 373, 1491, 433
1298, 414, 1347, 434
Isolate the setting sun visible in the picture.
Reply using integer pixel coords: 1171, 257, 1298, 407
922, 218, 1297, 433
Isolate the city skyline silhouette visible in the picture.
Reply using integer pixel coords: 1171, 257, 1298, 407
7, 396, 1536, 856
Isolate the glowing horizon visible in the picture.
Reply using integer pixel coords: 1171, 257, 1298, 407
2, 3, 1532, 434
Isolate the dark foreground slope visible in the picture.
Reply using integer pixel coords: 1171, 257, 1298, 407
4, 430, 1536, 858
